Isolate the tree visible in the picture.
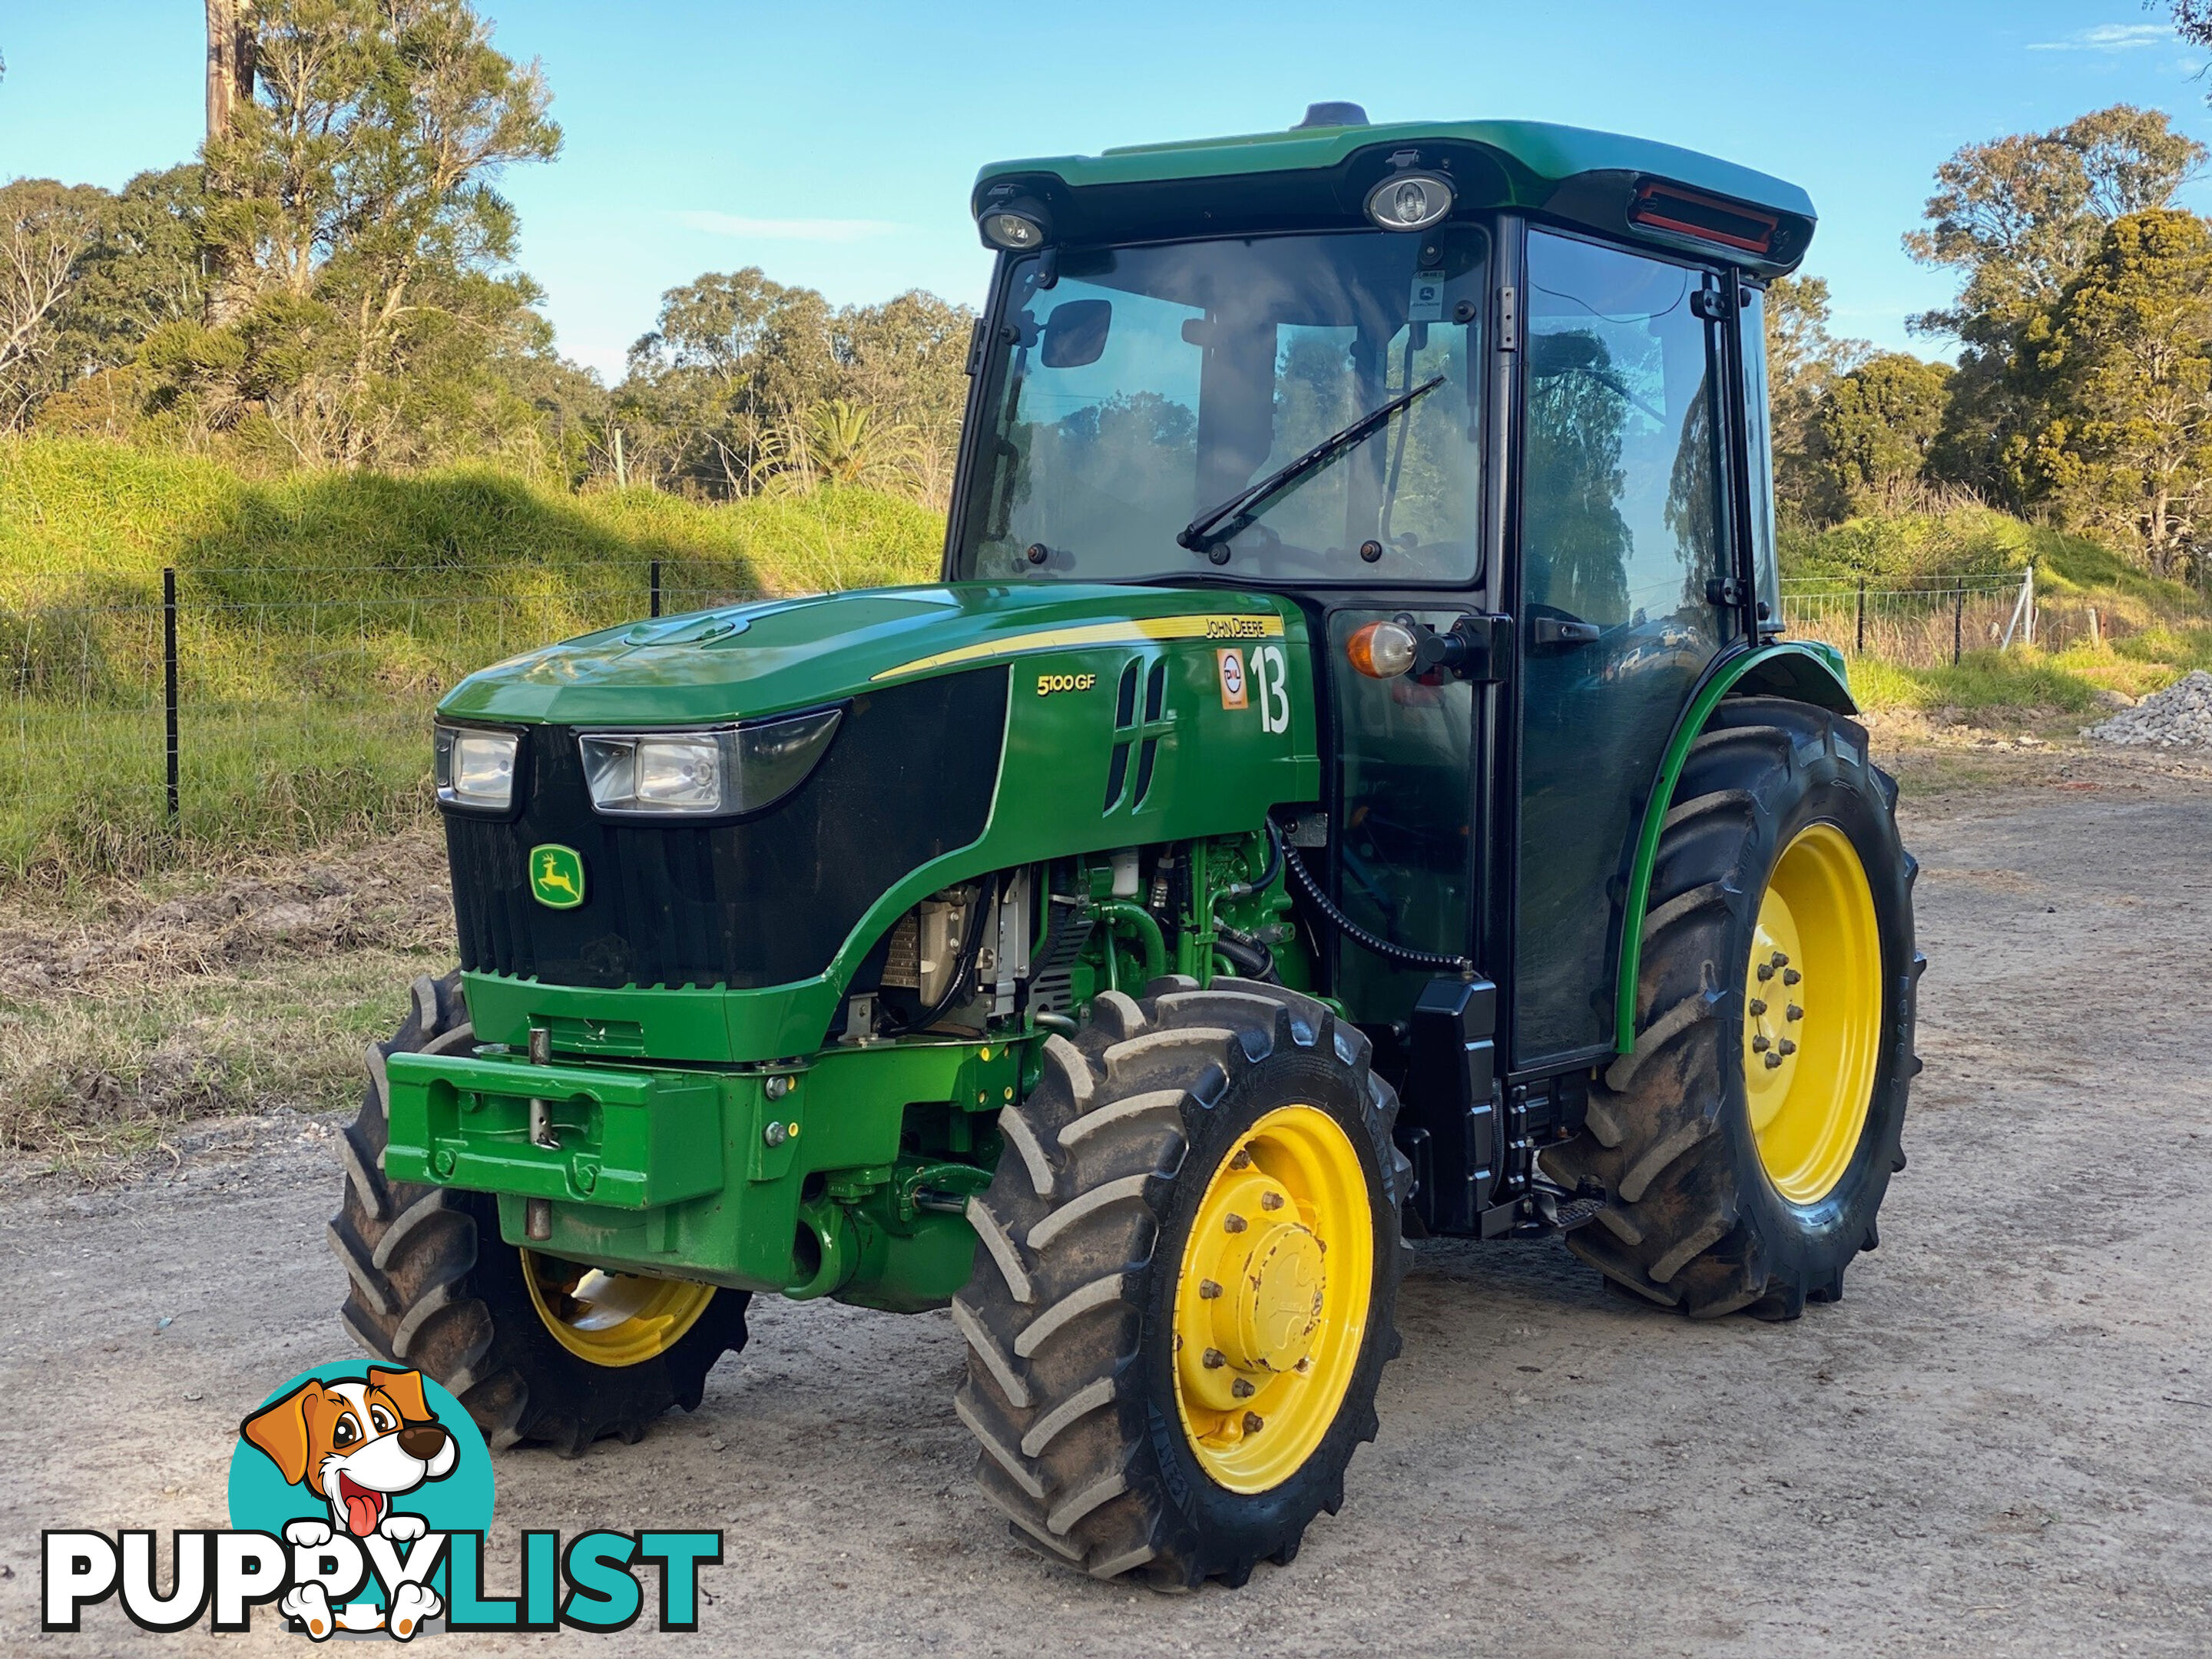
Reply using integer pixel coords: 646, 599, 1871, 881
0, 180, 108, 429
1907, 105, 2204, 337
1907, 105, 2205, 503
1805, 353, 1953, 520
619, 268, 836, 493
1763, 273, 1869, 519
2029, 208, 2212, 578
154, 0, 563, 464
202, 0, 258, 325
2168, 2, 2212, 58
833, 291, 973, 507
618, 270, 974, 502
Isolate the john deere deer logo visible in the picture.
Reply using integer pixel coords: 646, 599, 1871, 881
530, 844, 584, 909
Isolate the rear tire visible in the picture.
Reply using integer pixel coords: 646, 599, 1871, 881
331, 972, 750, 1452
1541, 698, 1923, 1320
951, 977, 1410, 1589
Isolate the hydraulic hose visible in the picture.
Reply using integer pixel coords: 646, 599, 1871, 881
1095, 899, 1168, 988
1212, 928, 1277, 983
1282, 841, 1472, 974
1220, 817, 1285, 902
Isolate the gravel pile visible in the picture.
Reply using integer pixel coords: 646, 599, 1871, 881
2083, 670, 2212, 747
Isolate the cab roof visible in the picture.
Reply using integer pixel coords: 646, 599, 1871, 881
974, 114, 1816, 275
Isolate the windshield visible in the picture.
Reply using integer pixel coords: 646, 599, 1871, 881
954, 228, 1489, 584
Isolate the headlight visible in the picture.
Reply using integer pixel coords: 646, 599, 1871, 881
434, 725, 519, 812
579, 707, 843, 819
1365, 171, 1454, 232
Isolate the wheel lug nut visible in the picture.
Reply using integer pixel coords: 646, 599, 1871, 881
1763, 1051, 1783, 1070
1203, 1348, 1226, 1369
1229, 1148, 1252, 1170
1224, 1214, 1248, 1233
1749, 998, 1767, 1016
1199, 1279, 1222, 1300
1751, 1034, 1771, 1052
1771, 951, 1789, 967
1260, 1191, 1283, 1211
1786, 1004, 1803, 1022
1757, 963, 1775, 982
1777, 1038, 1796, 1056
1783, 968, 1801, 986
1232, 1377, 1255, 1399
1243, 1412, 1263, 1434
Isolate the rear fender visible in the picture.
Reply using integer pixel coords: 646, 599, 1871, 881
1609, 641, 1856, 1054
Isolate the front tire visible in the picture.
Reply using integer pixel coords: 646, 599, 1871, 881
1542, 698, 1923, 1320
952, 979, 1410, 1589
331, 973, 750, 1452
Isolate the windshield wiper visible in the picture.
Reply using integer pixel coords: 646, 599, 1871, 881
1177, 374, 1445, 560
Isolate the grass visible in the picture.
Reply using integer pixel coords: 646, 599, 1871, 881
1782, 498, 2212, 720
0, 823, 455, 1167
1, 435, 945, 882
1843, 647, 2135, 717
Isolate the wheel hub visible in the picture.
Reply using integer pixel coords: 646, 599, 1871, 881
1171, 1106, 1373, 1494
523, 1253, 718, 1368
1743, 822, 1883, 1205
1184, 1166, 1328, 1392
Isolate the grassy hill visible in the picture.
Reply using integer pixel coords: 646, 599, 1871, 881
8, 439, 2211, 882
1780, 501, 2212, 717
1, 437, 945, 882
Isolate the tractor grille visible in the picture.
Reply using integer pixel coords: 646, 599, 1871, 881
443, 668, 1008, 992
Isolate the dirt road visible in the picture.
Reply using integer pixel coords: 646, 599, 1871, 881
7, 757, 2210, 1657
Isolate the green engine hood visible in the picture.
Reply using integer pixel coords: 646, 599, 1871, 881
436, 581, 1293, 726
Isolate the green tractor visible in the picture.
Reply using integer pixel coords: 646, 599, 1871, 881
336, 104, 1921, 1590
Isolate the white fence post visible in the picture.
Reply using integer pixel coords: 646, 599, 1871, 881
2000, 565, 2033, 651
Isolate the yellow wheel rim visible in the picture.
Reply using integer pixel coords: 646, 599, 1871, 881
522, 1252, 717, 1368
1744, 822, 1884, 1204
1171, 1105, 1373, 1495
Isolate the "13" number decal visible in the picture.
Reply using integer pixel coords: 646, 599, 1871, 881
1249, 644, 1291, 734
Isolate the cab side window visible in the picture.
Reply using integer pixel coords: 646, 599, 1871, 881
1739, 284, 1782, 627
1513, 230, 1729, 1062
1522, 234, 1725, 628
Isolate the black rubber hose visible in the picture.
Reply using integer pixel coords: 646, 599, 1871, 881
1212, 929, 1278, 983
1230, 816, 1285, 899
1283, 842, 1470, 972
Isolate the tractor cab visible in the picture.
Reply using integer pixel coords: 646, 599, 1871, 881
950, 106, 1817, 1108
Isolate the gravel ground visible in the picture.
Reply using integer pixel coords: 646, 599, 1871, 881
5, 752, 2210, 1657
2085, 669, 2212, 748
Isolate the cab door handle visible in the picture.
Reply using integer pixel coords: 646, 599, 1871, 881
1531, 617, 1601, 647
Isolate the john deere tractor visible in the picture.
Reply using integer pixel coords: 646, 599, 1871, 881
335, 104, 1921, 1589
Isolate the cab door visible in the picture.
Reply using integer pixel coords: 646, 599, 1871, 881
1511, 229, 1735, 1066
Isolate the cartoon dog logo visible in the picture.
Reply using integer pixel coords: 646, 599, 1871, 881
240, 1366, 457, 1639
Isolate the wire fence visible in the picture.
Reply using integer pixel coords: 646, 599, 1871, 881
0, 560, 763, 876
1777, 568, 2199, 666
9, 555, 2204, 877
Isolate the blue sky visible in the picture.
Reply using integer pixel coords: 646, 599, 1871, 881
4, 2, 2210, 379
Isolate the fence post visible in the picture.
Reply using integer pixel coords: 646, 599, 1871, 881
1855, 577, 1866, 654
1952, 585, 1965, 667
2000, 566, 2032, 651
650, 558, 662, 619
163, 567, 180, 823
